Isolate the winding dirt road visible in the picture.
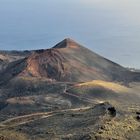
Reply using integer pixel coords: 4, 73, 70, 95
0, 106, 91, 129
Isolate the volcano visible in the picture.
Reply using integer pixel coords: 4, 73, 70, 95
0, 38, 140, 84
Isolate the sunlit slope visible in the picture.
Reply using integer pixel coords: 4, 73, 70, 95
67, 80, 140, 105
75, 80, 129, 93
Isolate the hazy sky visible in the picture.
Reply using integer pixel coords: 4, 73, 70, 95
0, 0, 140, 68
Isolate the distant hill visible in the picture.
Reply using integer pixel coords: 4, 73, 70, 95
0, 50, 31, 72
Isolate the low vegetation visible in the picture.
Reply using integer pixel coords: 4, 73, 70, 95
0, 130, 28, 140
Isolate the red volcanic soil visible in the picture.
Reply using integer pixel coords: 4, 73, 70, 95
21, 49, 68, 80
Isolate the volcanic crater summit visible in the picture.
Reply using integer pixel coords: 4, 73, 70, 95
53, 38, 81, 49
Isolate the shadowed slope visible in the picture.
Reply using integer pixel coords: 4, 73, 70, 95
0, 50, 30, 72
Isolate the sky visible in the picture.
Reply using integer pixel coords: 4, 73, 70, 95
0, 0, 140, 68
